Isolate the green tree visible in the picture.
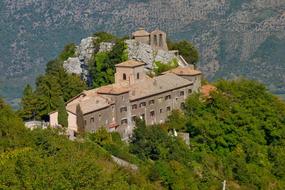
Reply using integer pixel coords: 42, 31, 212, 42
35, 75, 62, 120
168, 40, 199, 65
165, 110, 187, 131
58, 43, 76, 61
62, 74, 87, 101
0, 99, 160, 190
57, 97, 68, 127
89, 39, 128, 88
20, 84, 37, 120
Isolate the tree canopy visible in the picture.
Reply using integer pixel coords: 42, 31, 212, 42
88, 35, 128, 88
19, 44, 86, 121
0, 98, 160, 189
4, 79, 285, 189
168, 39, 199, 66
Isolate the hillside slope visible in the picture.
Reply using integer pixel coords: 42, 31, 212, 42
0, 0, 284, 106
2, 79, 285, 189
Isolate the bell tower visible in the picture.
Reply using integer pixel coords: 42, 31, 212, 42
115, 60, 146, 85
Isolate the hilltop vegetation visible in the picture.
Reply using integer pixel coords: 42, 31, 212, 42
0, 100, 159, 189
2, 79, 285, 189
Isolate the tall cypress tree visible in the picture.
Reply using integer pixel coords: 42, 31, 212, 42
57, 97, 68, 127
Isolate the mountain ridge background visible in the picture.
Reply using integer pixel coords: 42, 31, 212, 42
1, 0, 284, 107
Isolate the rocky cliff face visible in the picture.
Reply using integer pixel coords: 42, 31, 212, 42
1, 0, 285, 105
63, 38, 184, 78
125, 40, 179, 69
63, 37, 96, 82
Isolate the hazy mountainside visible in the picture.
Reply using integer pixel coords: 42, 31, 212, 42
1, 0, 285, 106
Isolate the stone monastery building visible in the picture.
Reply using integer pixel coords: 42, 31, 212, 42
50, 60, 202, 139
50, 28, 202, 139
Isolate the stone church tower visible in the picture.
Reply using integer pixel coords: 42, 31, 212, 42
132, 28, 168, 51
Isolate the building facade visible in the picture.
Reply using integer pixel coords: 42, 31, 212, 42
50, 60, 202, 139
132, 28, 168, 51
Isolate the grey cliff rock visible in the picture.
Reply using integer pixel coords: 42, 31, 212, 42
63, 57, 82, 75
125, 39, 180, 69
77, 37, 97, 62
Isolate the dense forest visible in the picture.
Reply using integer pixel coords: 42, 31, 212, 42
1, 78, 285, 189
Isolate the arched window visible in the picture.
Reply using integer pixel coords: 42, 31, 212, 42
159, 34, 163, 47
123, 73, 126, 80
137, 73, 140, 79
154, 35, 157, 46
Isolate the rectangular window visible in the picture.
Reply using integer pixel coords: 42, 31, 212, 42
160, 108, 163, 113
165, 95, 171, 100
188, 89, 192, 94
167, 106, 171, 112
139, 102, 146, 108
149, 100, 155, 105
121, 119, 128, 125
150, 110, 155, 117
84, 120, 87, 126
132, 104, 137, 110
90, 117, 94, 123
180, 91, 185, 96
120, 107, 127, 113
98, 114, 101, 121
158, 97, 163, 103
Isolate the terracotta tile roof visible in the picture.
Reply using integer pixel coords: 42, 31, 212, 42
66, 103, 77, 114
79, 96, 111, 114
66, 91, 114, 115
200, 84, 216, 97
132, 28, 150, 37
168, 67, 202, 76
129, 73, 193, 101
115, 60, 145, 68
97, 84, 130, 95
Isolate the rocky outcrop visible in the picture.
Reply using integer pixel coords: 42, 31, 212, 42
125, 39, 180, 69
63, 57, 82, 75
63, 38, 186, 79
63, 37, 98, 82
76, 37, 97, 62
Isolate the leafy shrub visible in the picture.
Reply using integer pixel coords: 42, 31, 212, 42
153, 59, 178, 75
